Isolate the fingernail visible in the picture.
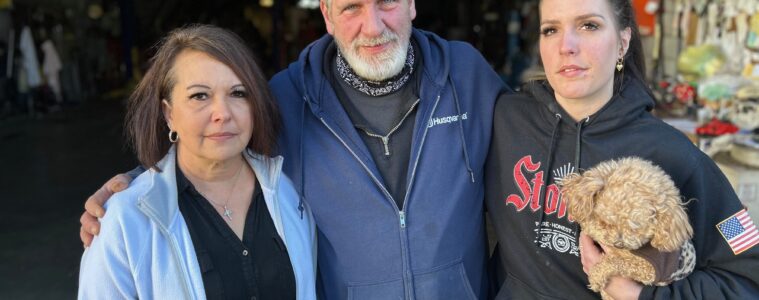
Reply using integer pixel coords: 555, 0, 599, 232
90, 227, 99, 235
96, 209, 104, 218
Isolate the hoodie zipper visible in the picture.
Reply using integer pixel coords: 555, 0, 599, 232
319, 115, 417, 297
318, 91, 441, 300
399, 93, 441, 300
401, 94, 441, 211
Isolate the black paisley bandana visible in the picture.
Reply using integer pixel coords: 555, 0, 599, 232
335, 44, 415, 97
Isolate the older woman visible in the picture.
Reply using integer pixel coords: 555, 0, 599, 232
78, 25, 316, 299
485, 0, 759, 299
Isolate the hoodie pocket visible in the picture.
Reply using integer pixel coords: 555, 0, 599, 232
413, 259, 477, 300
346, 260, 477, 300
347, 277, 404, 300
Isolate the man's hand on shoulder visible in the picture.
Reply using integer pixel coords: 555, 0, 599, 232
80, 174, 132, 248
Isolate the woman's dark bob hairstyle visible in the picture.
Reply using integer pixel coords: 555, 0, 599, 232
125, 24, 280, 169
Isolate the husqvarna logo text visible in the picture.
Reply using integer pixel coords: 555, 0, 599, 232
428, 112, 468, 128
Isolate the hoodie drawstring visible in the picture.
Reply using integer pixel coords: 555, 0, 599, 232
570, 116, 590, 238
298, 97, 307, 219
448, 76, 475, 183
534, 113, 563, 247
574, 116, 589, 170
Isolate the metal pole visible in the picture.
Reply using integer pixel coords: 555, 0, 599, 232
119, 0, 136, 82
6, 28, 14, 78
272, 0, 283, 71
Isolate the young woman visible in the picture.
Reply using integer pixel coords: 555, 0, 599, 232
485, 0, 759, 299
78, 25, 316, 299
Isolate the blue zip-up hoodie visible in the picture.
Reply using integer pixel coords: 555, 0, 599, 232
269, 29, 508, 299
78, 146, 317, 299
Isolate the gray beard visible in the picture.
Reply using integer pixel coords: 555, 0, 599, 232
334, 32, 410, 81
335, 43, 415, 97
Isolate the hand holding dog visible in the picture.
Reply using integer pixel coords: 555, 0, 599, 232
580, 232, 643, 300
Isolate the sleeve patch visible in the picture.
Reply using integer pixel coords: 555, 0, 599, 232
716, 209, 759, 255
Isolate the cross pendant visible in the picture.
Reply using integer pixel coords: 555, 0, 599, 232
223, 206, 233, 221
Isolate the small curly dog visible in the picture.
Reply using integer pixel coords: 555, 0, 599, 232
561, 157, 696, 300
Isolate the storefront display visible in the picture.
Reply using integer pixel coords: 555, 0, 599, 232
655, 0, 759, 211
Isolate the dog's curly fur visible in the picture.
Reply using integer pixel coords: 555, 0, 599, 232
561, 157, 693, 299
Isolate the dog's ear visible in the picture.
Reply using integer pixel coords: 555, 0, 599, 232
650, 195, 694, 252
561, 173, 605, 223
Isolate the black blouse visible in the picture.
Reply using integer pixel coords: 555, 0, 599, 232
176, 166, 295, 300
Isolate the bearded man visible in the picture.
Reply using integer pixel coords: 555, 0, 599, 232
80, 0, 509, 298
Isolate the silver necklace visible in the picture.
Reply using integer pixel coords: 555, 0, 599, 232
204, 162, 245, 221
359, 98, 420, 156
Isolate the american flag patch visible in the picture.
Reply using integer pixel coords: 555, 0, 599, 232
716, 209, 759, 255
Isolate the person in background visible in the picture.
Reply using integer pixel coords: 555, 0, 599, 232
78, 24, 316, 300
485, 0, 759, 298
40, 37, 63, 104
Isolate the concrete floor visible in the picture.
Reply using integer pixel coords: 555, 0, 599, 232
0, 99, 137, 299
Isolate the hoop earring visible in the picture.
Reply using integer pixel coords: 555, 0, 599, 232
616, 57, 624, 72
168, 130, 179, 143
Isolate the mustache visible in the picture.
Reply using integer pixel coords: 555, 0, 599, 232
351, 30, 399, 48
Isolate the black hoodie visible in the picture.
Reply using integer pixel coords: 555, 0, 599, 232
485, 76, 759, 299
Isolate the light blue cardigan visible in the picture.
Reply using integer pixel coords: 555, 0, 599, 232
78, 146, 317, 299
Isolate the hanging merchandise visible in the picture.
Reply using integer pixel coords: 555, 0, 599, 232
675, 0, 691, 48
735, 0, 757, 14
735, 11, 749, 47
729, 100, 759, 131
19, 26, 41, 89
692, 0, 708, 14
736, 83, 759, 100
657, 0, 758, 145
744, 53, 759, 79
677, 44, 725, 82
748, 11, 759, 50
661, 0, 759, 204
41, 40, 62, 103
699, 3, 713, 43
697, 74, 751, 110
687, 7, 700, 46
634, 0, 660, 36
729, 84, 759, 130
